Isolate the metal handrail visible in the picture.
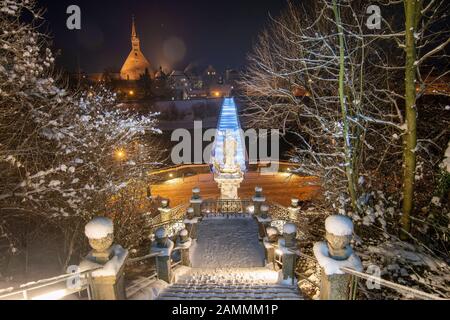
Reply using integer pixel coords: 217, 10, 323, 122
263, 229, 445, 301
127, 252, 161, 265
295, 271, 320, 288
340, 267, 447, 301
0, 267, 102, 300
125, 272, 159, 298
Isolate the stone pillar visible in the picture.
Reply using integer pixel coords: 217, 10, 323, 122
184, 207, 200, 240
146, 185, 153, 201
256, 205, 271, 240
263, 226, 279, 267
190, 187, 203, 216
151, 227, 174, 284
158, 200, 171, 223
280, 223, 297, 284
252, 186, 266, 216
177, 229, 192, 267
313, 215, 362, 300
288, 198, 300, 222
80, 217, 129, 300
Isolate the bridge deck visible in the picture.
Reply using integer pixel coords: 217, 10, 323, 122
152, 172, 321, 207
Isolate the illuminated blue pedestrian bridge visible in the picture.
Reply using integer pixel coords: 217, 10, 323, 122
210, 97, 247, 175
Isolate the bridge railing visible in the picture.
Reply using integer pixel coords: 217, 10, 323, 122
259, 214, 447, 301
125, 252, 161, 298
271, 244, 446, 300
201, 199, 252, 216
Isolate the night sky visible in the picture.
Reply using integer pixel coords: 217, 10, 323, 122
37, 0, 288, 74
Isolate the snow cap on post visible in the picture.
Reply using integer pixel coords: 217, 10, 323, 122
85, 217, 114, 239
283, 222, 297, 235
180, 229, 188, 237
192, 187, 200, 194
325, 215, 353, 236
155, 227, 167, 240
291, 198, 299, 207
161, 200, 169, 208
255, 186, 263, 193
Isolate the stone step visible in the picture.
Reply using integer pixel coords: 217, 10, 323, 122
162, 288, 298, 295
158, 292, 302, 300
167, 284, 296, 290
158, 295, 301, 300
158, 266, 303, 300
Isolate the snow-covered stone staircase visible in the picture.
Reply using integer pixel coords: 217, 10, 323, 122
158, 267, 302, 300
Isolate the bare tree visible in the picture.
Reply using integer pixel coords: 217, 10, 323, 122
240, 0, 404, 215
0, 0, 163, 272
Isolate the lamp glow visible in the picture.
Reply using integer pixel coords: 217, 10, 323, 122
114, 148, 126, 161
31, 289, 69, 300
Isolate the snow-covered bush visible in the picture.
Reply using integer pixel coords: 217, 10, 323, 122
0, 0, 162, 272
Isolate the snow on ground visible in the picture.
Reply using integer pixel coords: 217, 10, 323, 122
128, 279, 168, 300
175, 267, 281, 285
190, 217, 265, 268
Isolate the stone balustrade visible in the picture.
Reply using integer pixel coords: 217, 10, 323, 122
313, 215, 362, 300
80, 217, 128, 300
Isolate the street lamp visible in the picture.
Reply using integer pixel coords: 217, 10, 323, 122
114, 148, 126, 161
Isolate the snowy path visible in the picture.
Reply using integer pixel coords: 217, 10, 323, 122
190, 217, 265, 268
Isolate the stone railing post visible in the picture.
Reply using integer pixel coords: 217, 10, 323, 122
151, 227, 174, 284
263, 226, 279, 267
158, 200, 171, 223
177, 229, 192, 267
288, 198, 300, 222
146, 185, 153, 201
184, 207, 201, 240
80, 217, 129, 300
256, 205, 271, 240
280, 223, 297, 284
190, 187, 203, 217
252, 186, 266, 216
313, 215, 362, 300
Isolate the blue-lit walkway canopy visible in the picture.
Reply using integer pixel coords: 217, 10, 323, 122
210, 97, 247, 173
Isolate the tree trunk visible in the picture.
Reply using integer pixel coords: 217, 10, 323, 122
401, 0, 420, 240
332, 0, 358, 212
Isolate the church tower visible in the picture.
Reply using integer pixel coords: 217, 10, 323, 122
120, 16, 152, 81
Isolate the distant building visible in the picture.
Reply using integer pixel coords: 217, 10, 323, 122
184, 64, 204, 89
204, 65, 218, 87
225, 69, 240, 85
169, 70, 190, 100
120, 17, 153, 81
152, 66, 171, 98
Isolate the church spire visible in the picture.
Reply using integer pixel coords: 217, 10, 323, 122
121, 15, 152, 81
131, 15, 137, 38
131, 15, 140, 52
